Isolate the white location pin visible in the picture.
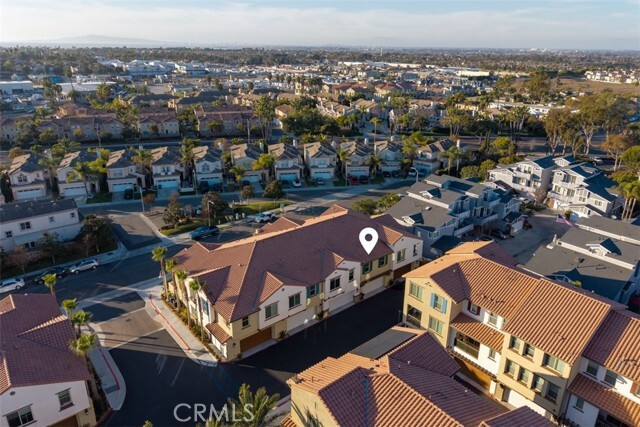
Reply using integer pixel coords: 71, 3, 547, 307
359, 227, 379, 255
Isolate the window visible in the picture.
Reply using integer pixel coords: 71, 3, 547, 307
509, 336, 521, 350
413, 244, 419, 256
17, 174, 27, 183
543, 354, 565, 374
523, 343, 535, 358
545, 382, 560, 403
406, 305, 422, 328
409, 282, 423, 301
574, 397, 585, 412
504, 359, 517, 377
201, 163, 210, 172
329, 277, 341, 291
586, 360, 599, 377
70, 212, 76, 218
19, 222, 31, 231
397, 248, 406, 262
428, 316, 444, 336
242, 317, 250, 328
58, 389, 73, 409
488, 312, 499, 328
362, 262, 373, 274
5, 231, 12, 238
604, 369, 618, 386
377, 255, 388, 268
488, 349, 497, 361
265, 302, 278, 319
200, 298, 210, 316
454, 332, 480, 359
532, 374, 545, 392
23, 241, 36, 249
49, 216, 55, 223
467, 301, 480, 315
518, 367, 531, 384
348, 268, 355, 282
5, 406, 34, 427
431, 293, 447, 313
289, 293, 301, 309
307, 284, 320, 298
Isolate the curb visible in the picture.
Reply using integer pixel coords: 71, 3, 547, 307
147, 293, 191, 351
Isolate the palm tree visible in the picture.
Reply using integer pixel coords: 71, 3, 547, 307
38, 156, 61, 193
402, 140, 417, 171
165, 258, 178, 301
71, 310, 93, 336
228, 384, 280, 427
252, 154, 275, 181
189, 277, 206, 341
69, 332, 100, 398
42, 273, 57, 297
229, 165, 246, 183
620, 181, 640, 220
370, 118, 382, 142
336, 149, 350, 183
131, 147, 154, 188
181, 140, 198, 187
66, 161, 92, 197
51, 138, 81, 158
175, 270, 189, 318
152, 246, 169, 298
62, 298, 78, 317
440, 146, 463, 175
366, 152, 384, 177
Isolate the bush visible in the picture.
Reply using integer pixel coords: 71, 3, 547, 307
352, 199, 378, 216
263, 180, 285, 199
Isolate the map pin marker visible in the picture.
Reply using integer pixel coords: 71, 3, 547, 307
359, 227, 379, 255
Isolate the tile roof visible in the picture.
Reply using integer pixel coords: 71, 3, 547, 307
480, 406, 555, 427
303, 142, 336, 158
568, 374, 640, 427
583, 310, 640, 383
451, 313, 505, 351
0, 294, 90, 394
176, 206, 416, 322
8, 153, 43, 174
205, 323, 232, 344
268, 143, 301, 161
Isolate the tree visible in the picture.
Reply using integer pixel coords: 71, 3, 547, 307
253, 95, 276, 142
95, 83, 112, 103
526, 70, 550, 102
51, 138, 80, 158
263, 180, 285, 199
39, 128, 58, 145
152, 246, 169, 299
492, 137, 512, 157
8, 147, 23, 159
66, 161, 92, 197
336, 148, 350, 180
42, 77, 62, 109
401, 140, 417, 169
175, 269, 188, 313
479, 159, 497, 179
370, 118, 382, 142
253, 154, 275, 180
227, 384, 280, 427
240, 185, 254, 202
206, 120, 223, 135
189, 277, 206, 340
79, 214, 114, 254
621, 145, 640, 176
163, 201, 184, 228
68, 332, 100, 398
131, 147, 154, 188
38, 231, 62, 264
42, 273, 57, 297
71, 310, 93, 336
366, 152, 383, 177
39, 156, 61, 192
165, 258, 178, 299
62, 298, 78, 317
377, 193, 401, 211
352, 199, 378, 216
181, 138, 200, 187
603, 134, 631, 171
149, 124, 160, 137
6, 246, 37, 275
201, 191, 229, 216
229, 166, 247, 183
460, 165, 482, 180
440, 107, 469, 137
440, 146, 463, 174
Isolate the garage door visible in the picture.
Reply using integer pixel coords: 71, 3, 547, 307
349, 170, 368, 177
63, 185, 87, 196
112, 183, 133, 192
326, 291, 353, 312
278, 172, 297, 180
16, 188, 44, 200
155, 179, 178, 188
311, 171, 332, 179
361, 276, 384, 296
287, 307, 315, 331
456, 356, 492, 390
240, 327, 272, 352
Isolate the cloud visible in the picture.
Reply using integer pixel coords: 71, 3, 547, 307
1, 0, 638, 49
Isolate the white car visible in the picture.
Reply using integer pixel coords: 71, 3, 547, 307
69, 259, 99, 274
0, 278, 25, 293
255, 212, 277, 223
292, 178, 302, 187
589, 156, 603, 164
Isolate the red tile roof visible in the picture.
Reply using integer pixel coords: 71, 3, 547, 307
205, 323, 231, 344
451, 313, 505, 351
480, 406, 555, 427
568, 374, 640, 427
583, 310, 640, 383
0, 294, 90, 394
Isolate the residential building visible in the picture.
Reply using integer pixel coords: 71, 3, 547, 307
192, 145, 223, 187
230, 143, 265, 183
576, 216, 640, 246
488, 156, 559, 201
137, 112, 180, 139
149, 146, 182, 190
194, 105, 257, 136
548, 162, 622, 219
339, 140, 372, 178
402, 241, 630, 422
283, 325, 553, 427
0, 198, 83, 251
106, 149, 140, 193
5, 153, 47, 201
56, 150, 98, 197
174, 205, 423, 360
374, 140, 403, 173
269, 142, 303, 181
413, 139, 454, 174
303, 142, 337, 180
524, 222, 640, 304
0, 294, 96, 427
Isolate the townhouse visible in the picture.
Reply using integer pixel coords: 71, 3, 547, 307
5, 153, 48, 201
302, 141, 337, 180
0, 198, 83, 251
194, 105, 257, 137
230, 143, 265, 183
0, 294, 97, 427
268, 142, 303, 181
402, 241, 632, 423
351, 99, 384, 121
488, 156, 560, 202
548, 162, 622, 219
283, 325, 553, 427
374, 140, 403, 174
339, 140, 372, 178
173, 206, 423, 360
387, 175, 522, 256
413, 139, 455, 174
57, 150, 99, 197
317, 100, 356, 119
0, 115, 25, 142
192, 145, 223, 188
137, 111, 180, 139
105, 149, 140, 193
524, 220, 640, 304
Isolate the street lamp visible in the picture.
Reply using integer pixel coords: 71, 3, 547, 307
410, 167, 419, 183
139, 186, 145, 212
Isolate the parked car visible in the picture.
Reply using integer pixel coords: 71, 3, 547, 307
489, 229, 509, 240
255, 212, 277, 223
189, 225, 220, 240
280, 180, 292, 189
0, 278, 25, 293
124, 189, 134, 200
589, 156, 603, 164
479, 236, 495, 242
348, 176, 360, 185
407, 170, 417, 177
315, 177, 325, 186
359, 175, 370, 184
36, 267, 68, 283
292, 178, 302, 187
241, 180, 251, 187
199, 181, 210, 193
417, 169, 428, 178
391, 170, 400, 178
382, 171, 391, 178
69, 259, 99, 274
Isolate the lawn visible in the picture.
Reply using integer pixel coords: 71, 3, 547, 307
235, 200, 293, 215
86, 193, 113, 204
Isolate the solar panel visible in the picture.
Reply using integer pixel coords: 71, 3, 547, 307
351, 329, 416, 360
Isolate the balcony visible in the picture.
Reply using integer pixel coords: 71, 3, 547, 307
473, 213, 499, 226
406, 314, 421, 328
454, 220, 474, 236
451, 210, 471, 220
454, 340, 480, 359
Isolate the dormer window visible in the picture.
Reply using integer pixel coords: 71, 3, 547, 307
201, 163, 210, 172
17, 174, 27, 183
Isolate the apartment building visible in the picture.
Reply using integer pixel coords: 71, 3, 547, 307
548, 162, 622, 219
269, 142, 303, 181
489, 156, 560, 201
402, 241, 631, 423
174, 205, 423, 360
282, 325, 553, 427
5, 153, 47, 201
0, 294, 97, 427
303, 142, 337, 180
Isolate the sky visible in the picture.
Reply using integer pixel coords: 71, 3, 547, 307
1, 0, 639, 50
